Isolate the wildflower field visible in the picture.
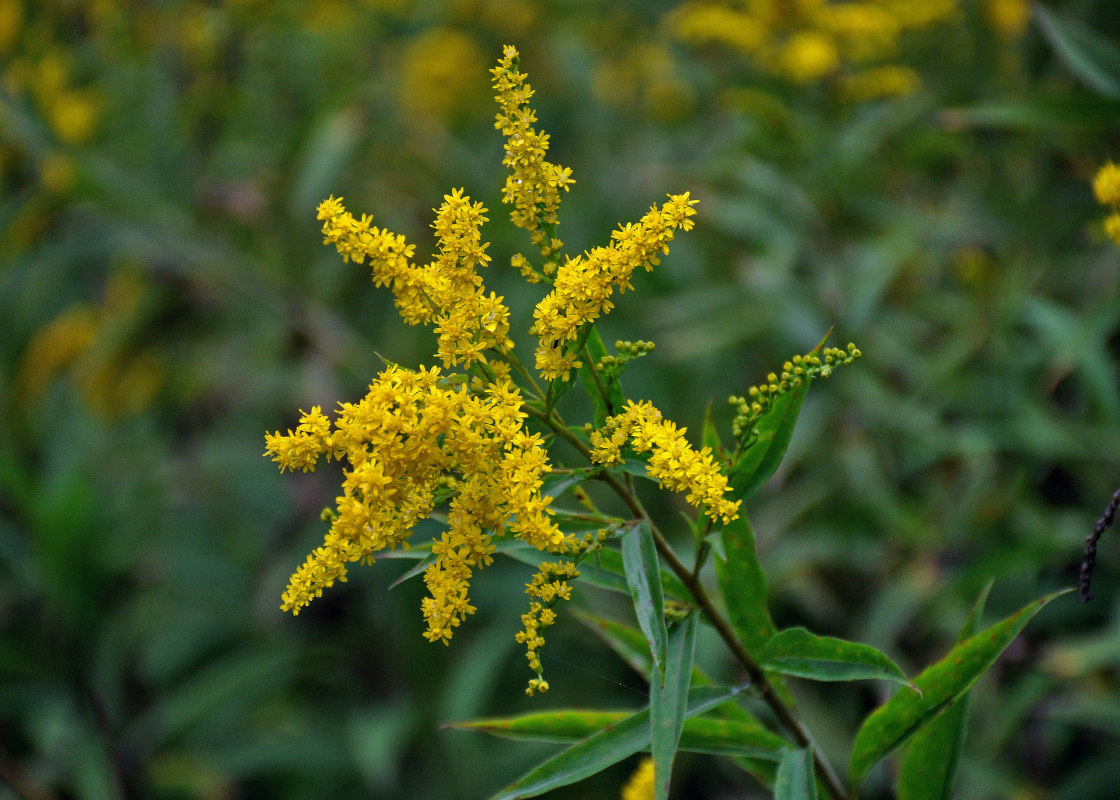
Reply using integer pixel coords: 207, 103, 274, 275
4, 1, 1120, 798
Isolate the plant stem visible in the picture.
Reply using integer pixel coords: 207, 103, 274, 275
598, 470, 849, 800
526, 399, 848, 799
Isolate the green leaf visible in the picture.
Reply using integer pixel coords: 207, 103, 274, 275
451, 709, 629, 742
486, 685, 743, 800
676, 717, 787, 759
849, 587, 1073, 790
453, 705, 786, 760
1034, 3, 1120, 99
574, 611, 654, 676
623, 522, 667, 686
575, 546, 690, 601
651, 613, 698, 800
730, 331, 837, 501
578, 326, 625, 427
897, 581, 993, 800
775, 748, 817, 800
728, 381, 809, 502
715, 513, 776, 655
701, 401, 724, 456
938, 95, 1120, 132
761, 628, 914, 688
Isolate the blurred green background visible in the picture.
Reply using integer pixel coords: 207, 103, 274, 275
3, 0, 1120, 797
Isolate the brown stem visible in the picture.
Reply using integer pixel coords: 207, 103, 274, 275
597, 470, 849, 800
526, 400, 849, 798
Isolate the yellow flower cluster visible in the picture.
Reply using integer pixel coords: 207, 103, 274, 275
491, 45, 574, 272
517, 560, 580, 695
669, 0, 958, 97
531, 193, 698, 381
730, 343, 861, 443
270, 47, 778, 693
590, 400, 741, 525
317, 191, 513, 369
265, 365, 570, 638
621, 757, 656, 800
1093, 162, 1120, 247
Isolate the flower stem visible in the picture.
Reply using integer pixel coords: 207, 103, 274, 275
598, 470, 849, 800
527, 398, 848, 799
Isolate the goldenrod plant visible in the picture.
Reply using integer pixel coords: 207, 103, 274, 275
265, 47, 1073, 800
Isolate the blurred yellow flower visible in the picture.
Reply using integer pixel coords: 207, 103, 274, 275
839, 64, 919, 100
777, 30, 839, 82
986, 0, 1030, 38
1093, 161, 1120, 206
0, 0, 22, 55
621, 757, 655, 800
399, 28, 487, 122
669, 0, 959, 95
1094, 162, 1120, 247
47, 89, 101, 145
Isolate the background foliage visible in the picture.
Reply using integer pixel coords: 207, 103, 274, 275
2, 1, 1120, 797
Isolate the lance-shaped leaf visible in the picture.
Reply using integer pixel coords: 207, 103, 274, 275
651, 613, 698, 800
578, 325, 626, 427
716, 512, 776, 656
761, 628, 914, 688
728, 380, 809, 502
897, 581, 993, 800
849, 587, 1072, 790
623, 522, 667, 686
701, 400, 724, 456
452, 708, 787, 760
584, 545, 691, 601
775, 747, 817, 800
728, 330, 832, 502
575, 612, 654, 676
1034, 3, 1120, 99
487, 685, 743, 800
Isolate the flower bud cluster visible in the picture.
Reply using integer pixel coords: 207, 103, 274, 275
730, 343, 861, 443
598, 339, 656, 370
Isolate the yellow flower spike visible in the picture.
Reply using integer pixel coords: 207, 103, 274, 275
317, 192, 511, 368
530, 193, 698, 381
491, 45, 573, 254
516, 560, 580, 692
591, 400, 741, 525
